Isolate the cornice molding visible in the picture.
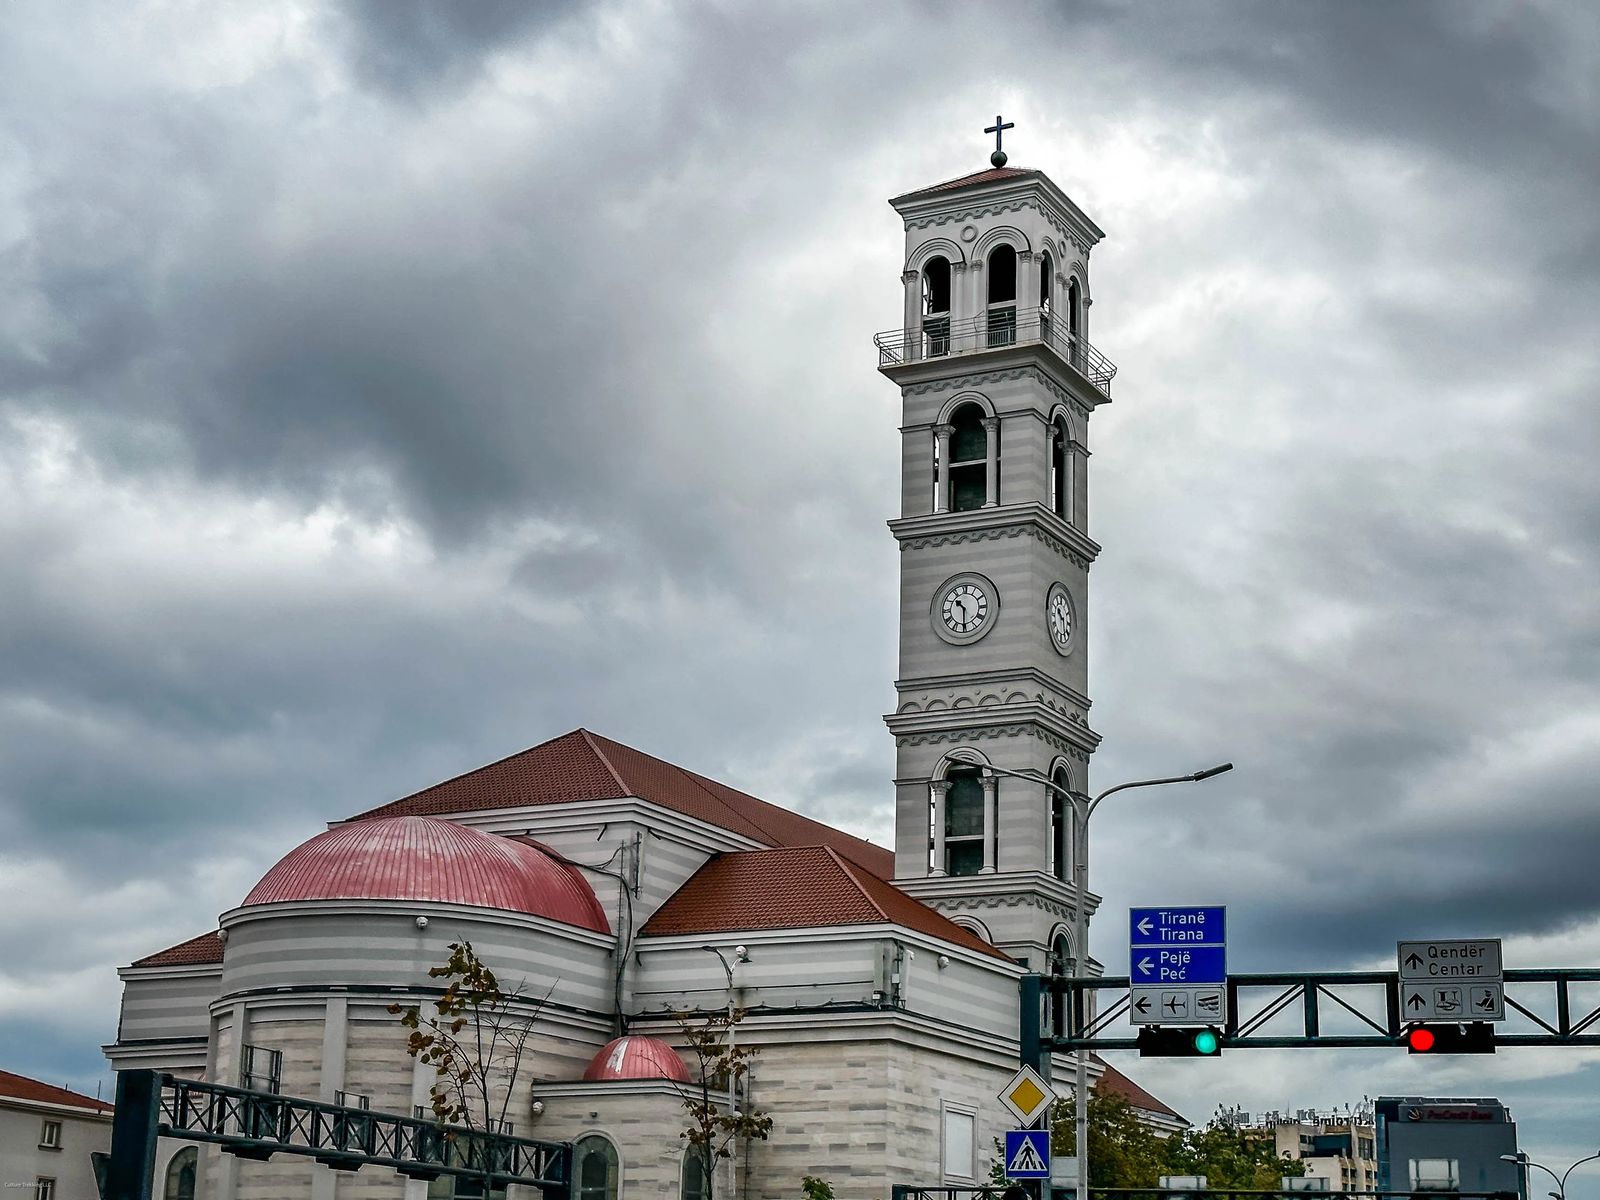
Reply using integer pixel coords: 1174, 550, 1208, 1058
888, 505, 1101, 568
883, 716, 1100, 758
900, 365, 1095, 422
894, 665, 1092, 714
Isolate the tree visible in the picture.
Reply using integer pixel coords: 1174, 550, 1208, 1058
1050, 1091, 1168, 1188
388, 941, 551, 1195
674, 1008, 772, 1199
1162, 1111, 1306, 1189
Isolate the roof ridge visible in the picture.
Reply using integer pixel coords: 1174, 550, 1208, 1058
588, 731, 777, 846
826, 847, 892, 922
354, 728, 626, 819
578, 728, 633, 797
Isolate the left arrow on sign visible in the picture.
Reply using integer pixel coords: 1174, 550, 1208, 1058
1136, 956, 1154, 975
1137, 917, 1154, 936
1134, 995, 1151, 1015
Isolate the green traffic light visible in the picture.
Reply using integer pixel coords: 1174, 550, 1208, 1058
1192, 1028, 1220, 1055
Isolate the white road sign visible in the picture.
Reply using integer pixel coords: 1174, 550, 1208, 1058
1130, 985, 1227, 1026
1397, 939, 1505, 1022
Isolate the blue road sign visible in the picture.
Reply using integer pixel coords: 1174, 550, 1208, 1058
1130, 906, 1226, 947
1130, 906, 1227, 985
1131, 945, 1227, 984
1005, 1129, 1051, 1180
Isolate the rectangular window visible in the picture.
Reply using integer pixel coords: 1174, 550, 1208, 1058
941, 1102, 977, 1182
240, 1044, 282, 1092
39, 1119, 62, 1149
35, 1180, 56, 1200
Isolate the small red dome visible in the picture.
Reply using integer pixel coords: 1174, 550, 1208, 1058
243, 816, 609, 933
582, 1036, 691, 1083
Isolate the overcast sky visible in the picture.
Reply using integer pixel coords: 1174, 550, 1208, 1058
3, 0, 1599, 1181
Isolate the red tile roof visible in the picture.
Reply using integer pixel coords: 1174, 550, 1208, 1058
243, 816, 610, 932
349, 729, 894, 878
0, 1069, 114, 1113
639, 845, 1010, 961
893, 166, 1038, 201
1094, 1055, 1186, 1122
130, 930, 224, 969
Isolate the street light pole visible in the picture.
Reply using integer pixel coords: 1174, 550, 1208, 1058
1501, 1151, 1600, 1200
982, 760, 1233, 1200
702, 944, 748, 1200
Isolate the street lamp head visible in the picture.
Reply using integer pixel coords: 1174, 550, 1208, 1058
1502, 1155, 1527, 1164
734, 945, 749, 962
1191, 763, 1234, 782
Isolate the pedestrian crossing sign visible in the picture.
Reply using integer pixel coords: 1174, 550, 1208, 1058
1005, 1129, 1051, 1179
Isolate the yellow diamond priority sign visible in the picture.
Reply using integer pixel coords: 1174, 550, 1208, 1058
997, 1065, 1057, 1126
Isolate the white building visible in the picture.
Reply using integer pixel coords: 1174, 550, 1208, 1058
0, 1067, 115, 1200
106, 151, 1182, 1199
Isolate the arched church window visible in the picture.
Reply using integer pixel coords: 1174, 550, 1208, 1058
575, 1134, 620, 1200
1051, 767, 1072, 883
1040, 252, 1054, 310
681, 1143, 712, 1200
923, 256, 952, 357
948, 404, 987, 512
1050, 933, 1072, 1036
1050, 418, 1070, 520
944, 766, 985, 876
1066, 277, 1083, 369
163, 1147, 197, 1200
987, 245, 1017, 346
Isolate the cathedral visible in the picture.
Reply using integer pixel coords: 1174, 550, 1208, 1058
106, 149, 1184, 1199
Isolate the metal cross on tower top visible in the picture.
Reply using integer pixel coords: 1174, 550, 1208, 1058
985, 114, 1015, 167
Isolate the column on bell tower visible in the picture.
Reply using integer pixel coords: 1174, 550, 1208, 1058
878, 152, 1116, 967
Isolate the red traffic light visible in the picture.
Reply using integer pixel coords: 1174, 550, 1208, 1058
1403, 1023, 1494, 1054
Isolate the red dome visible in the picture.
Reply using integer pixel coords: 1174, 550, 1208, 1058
582, 1036, 691, 1083
243, 816, 609, 932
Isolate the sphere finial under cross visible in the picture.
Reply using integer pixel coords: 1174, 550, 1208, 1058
985, 114, 1014, 169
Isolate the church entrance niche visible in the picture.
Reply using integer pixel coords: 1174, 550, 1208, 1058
948, 403, 987, 512
944, 765, 985, 876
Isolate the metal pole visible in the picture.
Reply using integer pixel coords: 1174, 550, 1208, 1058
981, 761, 1233, 1200
104, 1069, 160, 1200
702, 945, 743, 1200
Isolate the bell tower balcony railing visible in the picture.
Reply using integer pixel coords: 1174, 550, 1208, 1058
874, 304, 1118, 395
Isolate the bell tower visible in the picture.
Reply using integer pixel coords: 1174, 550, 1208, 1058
880, 131, 1116, 969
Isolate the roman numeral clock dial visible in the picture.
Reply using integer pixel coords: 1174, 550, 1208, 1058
932, 574, 998, 646
1047, 581, 1075, 655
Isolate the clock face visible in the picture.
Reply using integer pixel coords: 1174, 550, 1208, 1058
1047, 582, 1074, 654
942, 583, 989, 634
932, 574, 998, 644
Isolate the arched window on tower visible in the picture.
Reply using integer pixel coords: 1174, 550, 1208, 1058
948, 403, 987, 512
1039, 251, 1055, 341
1050, 417, 1070, 521
1066, 276, 1083, 368
1050, 932, 1072, 1035
923, 256, 952, 357
1051, 767, 1072, 884
987, 245, 1017, 347
944, 765, 985, 876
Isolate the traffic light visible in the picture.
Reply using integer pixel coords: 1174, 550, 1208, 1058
1137, 1026, 1223, 1057
1403, 1022, 1495, 1054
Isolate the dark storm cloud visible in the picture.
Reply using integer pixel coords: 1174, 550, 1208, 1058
2, 0, 1598, 1149
334, 0, 589, 96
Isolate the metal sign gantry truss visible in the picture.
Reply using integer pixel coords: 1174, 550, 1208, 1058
1021, 968, 1600, 1056
101, 1070, 571, 1200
